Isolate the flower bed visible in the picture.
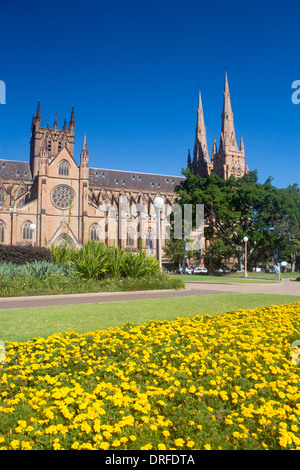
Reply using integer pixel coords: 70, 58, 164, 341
1, 302, 300, 450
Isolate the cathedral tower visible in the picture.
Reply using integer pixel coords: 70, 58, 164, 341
187, 90, 213, 177
30, 102, 75, 178
212, 72, 247, 179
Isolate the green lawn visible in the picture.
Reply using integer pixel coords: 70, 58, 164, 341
171, 274, 275, 283
1, 293, 300, 343
230, 271, 299, 279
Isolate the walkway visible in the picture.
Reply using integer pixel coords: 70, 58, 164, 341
0, 278, 298, 310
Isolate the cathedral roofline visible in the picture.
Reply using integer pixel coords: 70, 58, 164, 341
89, 167, 183, 179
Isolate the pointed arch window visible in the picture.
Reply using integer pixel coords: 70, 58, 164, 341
0, 220, 5, 242
0, 189, 5, 205
48, 139, 52, 152
90, 224, 100, 241
126, 227, 135, 247
22, 221, 33, 240
16, 187, 27, 207
58, 160, 70, 176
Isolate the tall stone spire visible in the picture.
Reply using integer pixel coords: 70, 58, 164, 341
240, 134, 244, 154
213, 71, 247, 179
80, 133, 89, 161
69, 106, 75, 134
54, 112, 58, 129
36, 101, 41, 121
193, 89, 209, 164
212, 137, 217, 160
219, 71, 239, 154
80, 133, 89, 180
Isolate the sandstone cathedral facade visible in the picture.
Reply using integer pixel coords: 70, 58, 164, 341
0, 73, 248, 256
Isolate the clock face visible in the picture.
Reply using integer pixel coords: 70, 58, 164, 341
51, 184, 74, 210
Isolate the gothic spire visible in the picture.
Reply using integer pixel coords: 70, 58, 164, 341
54, 112, 57, 129
80, 133, 89, 160
187, 149, 191, 166
193, 89, 210, 164
69, 106, 75, 132
212, 137, 217, 160
36, 101, 41, 120
240, 134, 244, 154
219, 71, 238, 153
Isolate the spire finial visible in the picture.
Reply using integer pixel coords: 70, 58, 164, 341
80, 133, 89, 163
82, 132, 87, 150
36, 101, 41, 120
69, 106, 75, 124
187, 149, 191, 166
240, 134, 244, 153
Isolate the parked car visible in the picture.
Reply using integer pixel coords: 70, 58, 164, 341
194, 267, 208, 274
184, 267, 193, 274
178, 266, 193, 274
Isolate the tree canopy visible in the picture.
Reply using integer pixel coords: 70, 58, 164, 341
173, 169, 300, 270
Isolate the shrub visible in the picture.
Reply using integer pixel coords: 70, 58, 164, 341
0, 244, 51, 265
71, 241, 108, 280
50, 244, 76, 265
121, 250, 160, 278
106, 247, 126, 279
24, 260, 69, 280
0, 261, 71, 280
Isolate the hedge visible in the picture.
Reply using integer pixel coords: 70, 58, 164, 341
0, 244, 52, 265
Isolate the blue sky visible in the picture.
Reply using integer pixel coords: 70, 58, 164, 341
0, 0, 300, 188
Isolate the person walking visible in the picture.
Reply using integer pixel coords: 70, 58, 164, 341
274, 263, 281, 281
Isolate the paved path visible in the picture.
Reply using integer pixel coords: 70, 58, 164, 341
0, 278, 299, 310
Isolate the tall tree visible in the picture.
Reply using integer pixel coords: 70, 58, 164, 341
175, 169, 299, 270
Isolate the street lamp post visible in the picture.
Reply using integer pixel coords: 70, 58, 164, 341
30, 223, 36, 247
243, 236, 248, 277
153, 196, 164, 270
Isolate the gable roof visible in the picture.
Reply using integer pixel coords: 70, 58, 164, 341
0, 160, 32, 181
89, 168, 184, 191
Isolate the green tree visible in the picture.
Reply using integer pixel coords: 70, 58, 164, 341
175, 169, 300, 271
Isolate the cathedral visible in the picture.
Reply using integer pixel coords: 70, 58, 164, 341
187, 71, 248, 179
0, 72, 247, 255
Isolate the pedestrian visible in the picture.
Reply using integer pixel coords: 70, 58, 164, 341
274, 263, 281, 281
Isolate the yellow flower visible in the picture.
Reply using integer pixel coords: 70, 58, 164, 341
21, 441, 33, 450
174, 438, 185, 447
10, 440, 20, 449
204, 444, 212, 450
158, 443, 167, 450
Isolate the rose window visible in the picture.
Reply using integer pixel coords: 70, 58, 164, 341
51, 185, 74, 209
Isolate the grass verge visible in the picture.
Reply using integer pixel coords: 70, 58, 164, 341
0, 273, 184, 298
1, 293, 300, 343
171, 274, 275, 283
